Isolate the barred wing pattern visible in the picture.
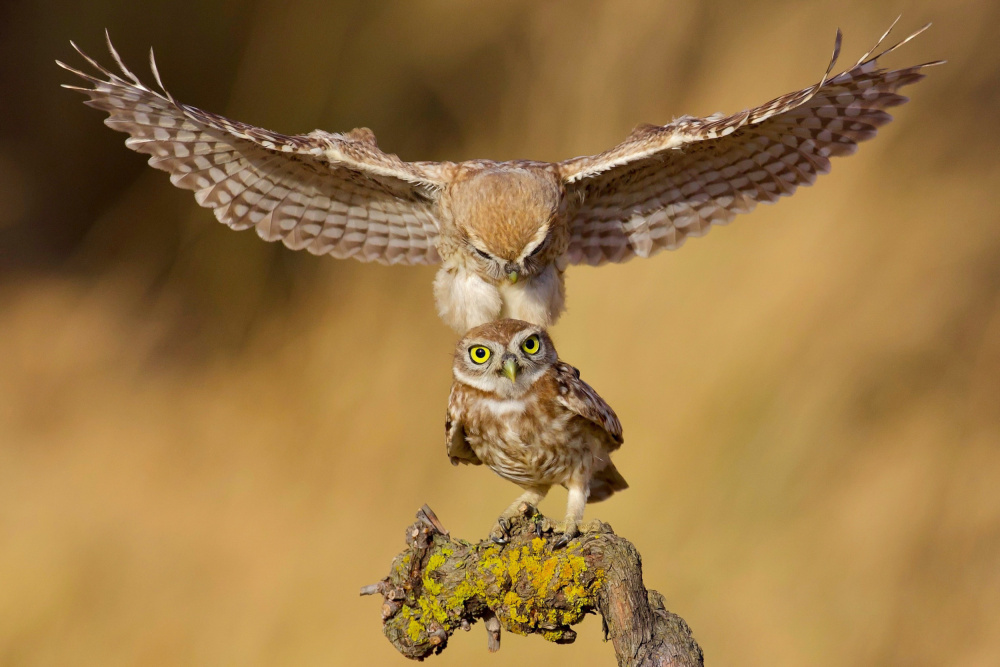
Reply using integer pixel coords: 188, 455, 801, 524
553, 362, 623, 449
58, 35, 449, 265
560, 21, 943, 266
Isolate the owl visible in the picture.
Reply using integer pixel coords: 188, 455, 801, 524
446, 319, 626, 545
59, 22, 940, 332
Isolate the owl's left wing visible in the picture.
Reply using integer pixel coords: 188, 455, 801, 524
446, 386, 482, 466
558, 21, 943, 266
58, 34, 453, 265
554, 362, 623, 449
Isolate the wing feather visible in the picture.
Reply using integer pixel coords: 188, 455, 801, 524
58, 33, 452, 265
554, 362, 623, 449
445, 386, 482, 466
559, 21, 943, 266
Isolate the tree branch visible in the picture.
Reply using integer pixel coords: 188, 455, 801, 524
361, 504, 704, 666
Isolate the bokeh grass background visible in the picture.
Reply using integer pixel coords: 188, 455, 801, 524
1, 0, 998, 665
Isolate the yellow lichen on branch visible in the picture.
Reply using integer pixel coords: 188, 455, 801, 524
475, 537, 602, 640
363, 505, 703, 666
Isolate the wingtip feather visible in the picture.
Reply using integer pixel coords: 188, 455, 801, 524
69, 38, 113, 79
104, 30, 143, 86
856, 18, 936, 67
148, 47, 176, 104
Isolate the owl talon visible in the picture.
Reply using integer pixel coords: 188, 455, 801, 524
552, 532, 574, 549
551, 520, 579, 549
490, 517, 511, 544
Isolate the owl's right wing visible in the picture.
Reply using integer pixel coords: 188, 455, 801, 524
446, 386, 482, 467
58, 34, 454, 265
554, 362, 623, 450
558, 21, 942, 266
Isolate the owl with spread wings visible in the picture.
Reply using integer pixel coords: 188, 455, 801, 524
59, 21, 940, 332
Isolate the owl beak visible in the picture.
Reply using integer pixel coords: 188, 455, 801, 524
507, 270, 519, 284
502, 357, 519, 382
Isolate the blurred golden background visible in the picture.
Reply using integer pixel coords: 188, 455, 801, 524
1, 0, 997, 665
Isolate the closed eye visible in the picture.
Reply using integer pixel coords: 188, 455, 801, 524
473, 247, 491, 260
527, 242, 545, 258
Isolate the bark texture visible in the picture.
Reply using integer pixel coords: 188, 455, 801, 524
361, 504, 704, 666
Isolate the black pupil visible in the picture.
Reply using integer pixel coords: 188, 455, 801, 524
526, 338, 537, 351
474, 348, 485, 358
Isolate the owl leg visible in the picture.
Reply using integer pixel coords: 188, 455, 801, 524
490, 486, 549, 544
553, 476, 588, 548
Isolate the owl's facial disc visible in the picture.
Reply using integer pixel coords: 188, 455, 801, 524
454, 321, 556, 398
452, 167, 560, 283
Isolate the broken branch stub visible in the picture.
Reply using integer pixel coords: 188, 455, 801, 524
360, 504, 704, 666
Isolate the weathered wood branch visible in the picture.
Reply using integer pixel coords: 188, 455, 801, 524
361, 504, 704, 666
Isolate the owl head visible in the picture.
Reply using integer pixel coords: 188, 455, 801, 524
448, 167, 563, 284
453, 319, 558, 398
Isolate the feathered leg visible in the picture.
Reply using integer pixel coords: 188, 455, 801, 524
553, 473, 589, 548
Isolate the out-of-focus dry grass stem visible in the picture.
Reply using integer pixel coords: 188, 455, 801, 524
1, 1, 997, 666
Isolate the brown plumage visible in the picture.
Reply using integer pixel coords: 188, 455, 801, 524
58, 22, 940, 332
446, 319, 626, 544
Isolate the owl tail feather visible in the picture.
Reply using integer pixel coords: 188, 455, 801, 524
588, 462, 629, 503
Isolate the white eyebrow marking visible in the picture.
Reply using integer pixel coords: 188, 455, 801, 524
515, 222, 550, 261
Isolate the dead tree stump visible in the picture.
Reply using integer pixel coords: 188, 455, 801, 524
361, 504, 704, 667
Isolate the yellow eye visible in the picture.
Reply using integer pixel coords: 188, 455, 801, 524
521, 335, 540, 355
469, 346, 491, 364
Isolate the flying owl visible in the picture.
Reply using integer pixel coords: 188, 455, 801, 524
446, 319, 626, 544
59, 21, 940, 332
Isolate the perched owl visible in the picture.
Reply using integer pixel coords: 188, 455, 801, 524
59, 22, 940, 332
446, 319, 626, 544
